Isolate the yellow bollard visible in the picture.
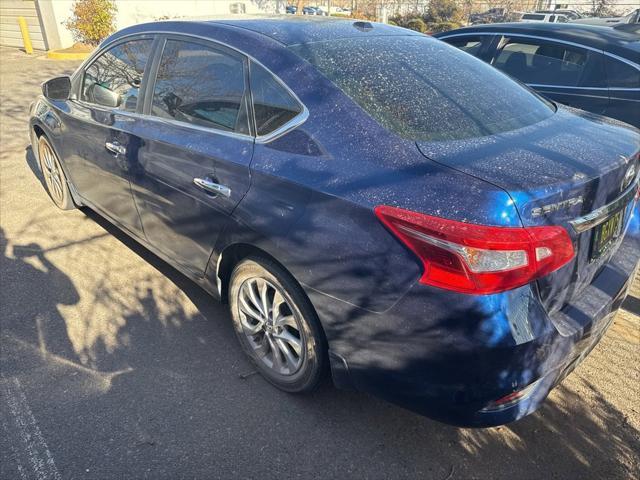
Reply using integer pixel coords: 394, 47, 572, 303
18, 17, 33, 55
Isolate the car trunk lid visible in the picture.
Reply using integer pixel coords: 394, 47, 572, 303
417, 107, 640, 313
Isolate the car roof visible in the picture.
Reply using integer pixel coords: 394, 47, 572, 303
113, 16, 419, 47
206, 16, 419, 45
434, 22, 640, 59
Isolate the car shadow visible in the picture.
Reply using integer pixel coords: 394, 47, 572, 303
4, 194, 638, 478
10, 50, 639, 479
25, 145, 43, 186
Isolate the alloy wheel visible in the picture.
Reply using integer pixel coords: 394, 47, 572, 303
40, 141, 65, 205
238, 277, 304, 376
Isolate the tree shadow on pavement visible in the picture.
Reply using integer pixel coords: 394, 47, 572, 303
6, 50, 638, 479
2, 206, 636, 479
0, 227, 79, 366
7, 148, 640, 479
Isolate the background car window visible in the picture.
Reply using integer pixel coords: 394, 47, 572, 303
605, 57, 640, 88
493, 39, 596, 87
444, 36, 489, 57
522, 14, 545, 20
81, 39, 152, 111
290, 36, 554, 142
151, 40, 249, 134
250, 61, 302, 136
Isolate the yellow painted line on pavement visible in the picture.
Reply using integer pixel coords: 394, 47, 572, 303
46, 50, 91, 61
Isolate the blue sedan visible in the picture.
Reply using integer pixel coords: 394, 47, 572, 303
29, 17, 640, 427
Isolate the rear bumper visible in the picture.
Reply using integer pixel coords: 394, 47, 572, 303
312, 212, 640, 427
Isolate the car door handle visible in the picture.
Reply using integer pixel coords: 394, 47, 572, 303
193, 177, 231, 198
105, 141, 126, 156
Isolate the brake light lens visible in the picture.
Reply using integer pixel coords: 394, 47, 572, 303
480, 379, 542, 412
375, 205, 574, 294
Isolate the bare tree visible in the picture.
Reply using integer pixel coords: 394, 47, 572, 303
590, 0, 616, 16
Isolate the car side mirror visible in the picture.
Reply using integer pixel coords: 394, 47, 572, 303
90, 83, 121, 108
42, 76, 71, 100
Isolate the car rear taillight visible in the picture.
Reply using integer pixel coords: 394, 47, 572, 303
480, 379, 542, 412
375, 206, 574, 294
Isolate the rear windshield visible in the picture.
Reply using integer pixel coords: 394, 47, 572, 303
290, 36, 555, 141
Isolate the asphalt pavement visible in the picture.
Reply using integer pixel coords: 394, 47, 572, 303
1, 47, 639, 480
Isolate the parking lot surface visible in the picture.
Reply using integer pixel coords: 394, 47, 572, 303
1, 47, 639, 479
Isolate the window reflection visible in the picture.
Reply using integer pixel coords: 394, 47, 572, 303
250, 61, 302, 136
291, 36, 555, 142
81, 39, 152, 111
494, 40, 591, 87
152, 40, 248, 134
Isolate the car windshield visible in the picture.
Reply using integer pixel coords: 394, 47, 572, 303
290, 36, 555, 141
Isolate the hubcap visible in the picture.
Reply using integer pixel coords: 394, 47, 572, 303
238, 278, 304, 376
40, 141, 64, 204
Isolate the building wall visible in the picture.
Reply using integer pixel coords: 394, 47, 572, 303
40, 0, 283, 50
0, 0, 47, 50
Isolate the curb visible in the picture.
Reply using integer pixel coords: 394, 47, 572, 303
46, 50, 91, 60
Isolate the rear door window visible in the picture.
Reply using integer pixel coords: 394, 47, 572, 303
605, 57, 640, 88
150, 39, 249, 134
443, 35, 493, 58
493, 38, 602, 87
249, 61, 302, 137
81, 39, 153, 111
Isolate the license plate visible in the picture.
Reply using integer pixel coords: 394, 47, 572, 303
590, 209, 624, 261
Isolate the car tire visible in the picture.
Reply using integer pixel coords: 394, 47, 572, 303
37, 135, 75, 210
229, 256, 326, 393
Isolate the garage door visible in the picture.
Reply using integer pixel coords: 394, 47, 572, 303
0, 0, 46, 50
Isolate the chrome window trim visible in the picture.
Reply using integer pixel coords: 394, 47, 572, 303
72, 99, 255, 143
72, 29, 310, 143
118, 110, 256, 142
526, 83, 639, 92
255, 108, 309, 143
604, 50, 640, 73
569, 178, 639, 233
438, 31, 640, 72
246, 58, 308, 144
71, 33, 158, 84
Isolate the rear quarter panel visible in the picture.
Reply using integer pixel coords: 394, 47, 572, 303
222, 55, 522, 312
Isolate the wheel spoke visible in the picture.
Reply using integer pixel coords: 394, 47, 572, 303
275, 338, 300, 371
43, 148, 53, 171
50, 177, 60, 199
239, 292, 263, 322
253, 334, 269, 358
241, 318, 263, 335
273, 329, 302, 355
247, 280, 264, 316
267, 335, 284, 372
275, 314, 297, 329
260, 280, 271, 322
55, 177, 64, 200
52, 174, 63, 192
272, 290, 285, 314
